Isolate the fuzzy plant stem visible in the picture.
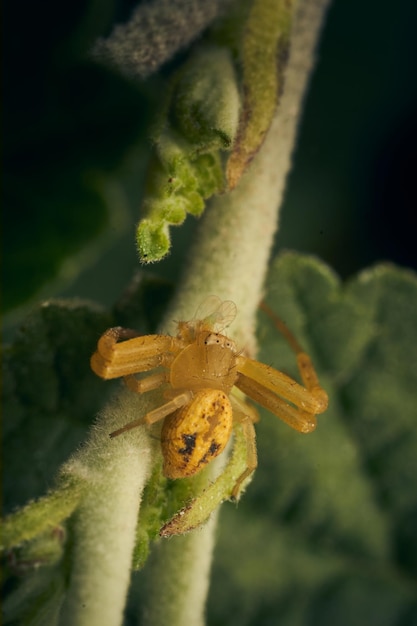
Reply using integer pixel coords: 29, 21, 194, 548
142, 3, 332, 625
141, 512, 220, 626
92, 0, 234, 78
58, 392, 159, 626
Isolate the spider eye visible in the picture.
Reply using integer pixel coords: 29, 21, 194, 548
203, 333, 237, 352
204, 333, 221, 346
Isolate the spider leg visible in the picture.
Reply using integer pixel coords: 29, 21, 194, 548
231, 392, 259, 423
124, 371, 170, 394
91, 327, 179, 379
238, 302, 330, 432
235, 370, 318, 433
236, 357, 328, 416
259, 301, 328, 408
260, 301, 304, 353
109, 390, 193, 438
229, 395, 258, 500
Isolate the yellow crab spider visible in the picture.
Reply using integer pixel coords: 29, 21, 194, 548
91, 297, 328, 498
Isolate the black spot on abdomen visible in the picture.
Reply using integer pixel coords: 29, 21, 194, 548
179, 433, 196, 456
208, 441, 221, 456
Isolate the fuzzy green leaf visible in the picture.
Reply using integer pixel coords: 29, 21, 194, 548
226, 0, 294, 189
136, 46, 240, 263
1, 480, 85, 551
2, 301, 114, 513
208, 252, 417, 625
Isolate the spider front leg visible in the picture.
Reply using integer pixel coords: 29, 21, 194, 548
235, 369, 318, 433
91, 327, 178, 379
235, 309, 328, 433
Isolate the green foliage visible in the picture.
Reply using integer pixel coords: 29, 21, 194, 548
208, 252, 417, 625
135, 0, 297, 262
226, 0, 294, 188
136, 46, 240, 262
2, 300, 113, 512
131, 455, 226, 566
131, 463, 169, 570
1, 481, 84, 551
2, 272, 174, 516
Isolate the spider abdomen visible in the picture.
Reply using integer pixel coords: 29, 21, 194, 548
161, 389, 233, 479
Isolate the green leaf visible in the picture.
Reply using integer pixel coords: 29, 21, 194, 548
172, 47, 240, 147
208, 252, 417, 625
136, 45, 240, 263
2, 300, 113, 513
1, 479, 84, 551
226, 0, 294, 189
